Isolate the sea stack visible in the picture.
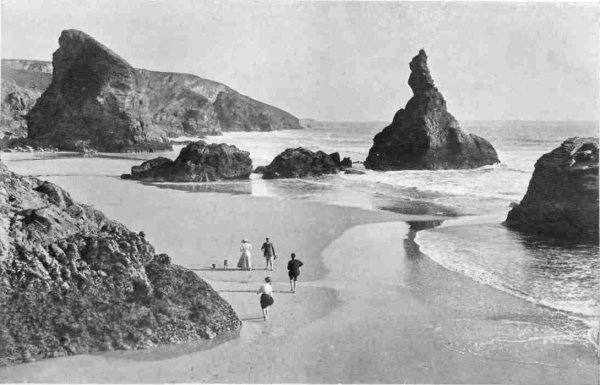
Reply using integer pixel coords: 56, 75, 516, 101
25, 30, 302, 152
505, 137, 599, 242
0, 161, 241, 365
364, 50, 499, 170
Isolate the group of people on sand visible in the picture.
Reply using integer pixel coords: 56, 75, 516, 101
236, 237, 304, 321
236, 237, 277, 271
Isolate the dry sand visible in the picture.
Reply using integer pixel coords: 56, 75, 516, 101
0, 166, 598, 383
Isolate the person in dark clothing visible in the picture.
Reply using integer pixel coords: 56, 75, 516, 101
261, 237, 277, 271
287, 253, 304, 293
256, 276, 274, 321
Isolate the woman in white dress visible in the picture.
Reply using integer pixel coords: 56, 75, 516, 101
237, 238, 253, 270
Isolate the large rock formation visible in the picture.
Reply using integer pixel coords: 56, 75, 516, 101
24, 29, 302, 152
1, 60, 53, 143
0, 161, 241, 365
122, 141, 253, 182
505, 137, 599, 242
261, 147, 352, 179
364, 50, 499, 170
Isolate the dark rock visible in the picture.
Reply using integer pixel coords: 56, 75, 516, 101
130, 157, 173, 179
35, 180, 74, 207
124, 141, 252, 182
365, 50, 499, 170
505, 137, 599, 242
253, 165, 268, 174
0, 161, 241, 366
341, 157, 352, 168
262, 147, 351, 179
344, 169, 366, 175
21, 30, 301, 152
154, 254, 171, 265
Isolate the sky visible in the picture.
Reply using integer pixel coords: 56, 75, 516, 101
1, 0, 599, 122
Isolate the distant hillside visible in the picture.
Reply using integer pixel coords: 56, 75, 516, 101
1, 60, 53, 139
3, 30, 302, 151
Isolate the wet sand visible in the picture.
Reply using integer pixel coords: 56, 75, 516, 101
1, 217, 598, 383
1, 156, 598, 383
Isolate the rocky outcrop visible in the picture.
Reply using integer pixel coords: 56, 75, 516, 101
261, 147, 352, 179
122, 141, 252, 182
1, 60, 53, 144
0, 161, 241, 365
505, 137, 599, 242
364, 50, 499, 170
24, 29, 302, 152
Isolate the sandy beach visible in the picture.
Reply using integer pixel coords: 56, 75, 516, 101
0, 161, 597, 383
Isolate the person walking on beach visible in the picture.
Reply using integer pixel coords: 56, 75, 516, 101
287, 253, 303, 293
237, 239, 253, 270
261, 237, 277, 271
256, 276, 274, 321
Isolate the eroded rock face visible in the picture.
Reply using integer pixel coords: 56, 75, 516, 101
24, 29, 301, 152
365, 50, 499, 170
262, 147, 351, 179
0, 161, 241, 365
123, 141, 252, 182
1, 60, 53, 143
505, 137, 599, 242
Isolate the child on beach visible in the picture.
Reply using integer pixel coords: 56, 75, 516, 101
256, 277, 274, 321
287, 253, 303, 293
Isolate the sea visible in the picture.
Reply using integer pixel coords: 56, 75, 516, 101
197, 120, 600, 338
3, 120, 599, 345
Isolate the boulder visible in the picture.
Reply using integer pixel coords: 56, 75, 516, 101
505, 137, 599, 242
23, 30, 301, 152
262, 147, 351, 179
0, 161, 241, 366
253, 165, 268, 174
365, 50, 499, 170
123, 141, 252, 182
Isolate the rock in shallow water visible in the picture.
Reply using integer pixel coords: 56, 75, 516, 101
505, 137, 599, 242
262, 147, 352, 179
0, 161, 241, 366
123, 140, 253, 182
365, 50, 499, 170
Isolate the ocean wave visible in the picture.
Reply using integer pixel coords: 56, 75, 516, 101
415, 229, 600, 323
340, 168, 528, 202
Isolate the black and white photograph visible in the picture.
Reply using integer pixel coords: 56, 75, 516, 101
0, 0, 598, 383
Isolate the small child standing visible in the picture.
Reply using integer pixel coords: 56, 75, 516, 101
287, 253, 304, 293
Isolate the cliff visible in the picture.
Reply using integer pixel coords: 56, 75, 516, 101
20, 29, 301, 152
364, 50, 499, 170
505, 137, 599, 242
1, 60, 53, 142
0, 161, 241, 365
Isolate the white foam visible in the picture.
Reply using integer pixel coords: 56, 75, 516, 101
416, 229, 600, 322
